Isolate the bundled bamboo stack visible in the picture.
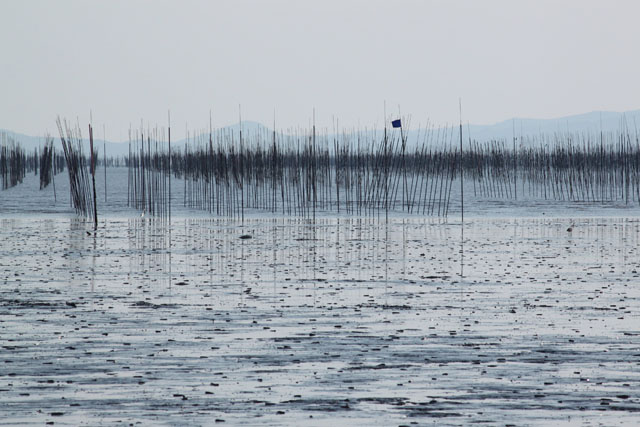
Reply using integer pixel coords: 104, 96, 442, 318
39, 136, 56, 190
0, 132, 27, 190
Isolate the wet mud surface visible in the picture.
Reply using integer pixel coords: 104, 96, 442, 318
1, 217, 640, 425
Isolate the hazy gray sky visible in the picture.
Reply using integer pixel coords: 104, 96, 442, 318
2, 0, 639, 139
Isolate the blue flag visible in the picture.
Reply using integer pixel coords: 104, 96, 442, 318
392, 119, 402, 128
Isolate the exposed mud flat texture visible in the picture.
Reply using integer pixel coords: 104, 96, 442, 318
1, 217, 640, 425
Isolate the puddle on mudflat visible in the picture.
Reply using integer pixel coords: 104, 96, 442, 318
1, 217, 640, 425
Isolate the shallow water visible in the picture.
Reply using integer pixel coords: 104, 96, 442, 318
3, 167, 640, 220
1, 214, 640, 425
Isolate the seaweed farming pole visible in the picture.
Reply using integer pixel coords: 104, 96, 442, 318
312, 109, 316, 223
209, 110, 214, 214
103, 124, 107, 203
272, 112, 276, 212
127, 129, 132, 206
512, 119, 517, 200
89, 124, 98, 230
384, 102, 389, 222
239, 105, 245, 224
183, 127, 187, 208
459, 99, 464, 222
168, 111, 171, 221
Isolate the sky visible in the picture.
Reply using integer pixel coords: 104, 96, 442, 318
1, 0, 639, 140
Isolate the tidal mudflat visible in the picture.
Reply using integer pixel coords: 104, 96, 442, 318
1, 216, 639, 425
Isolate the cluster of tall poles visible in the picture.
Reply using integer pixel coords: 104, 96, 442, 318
125, 121, 640, 219
126, 118, 461, 220
0, 132, 27, 190
127, 124, 173, 218
56, 118, 99, 229
1, 131, 66, 192
4, 117, 640, 221
468, 130, 640, 203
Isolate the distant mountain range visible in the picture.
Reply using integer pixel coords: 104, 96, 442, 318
0, 121, 274, 158
465, 110, 640, 143
3, 110, 640, 157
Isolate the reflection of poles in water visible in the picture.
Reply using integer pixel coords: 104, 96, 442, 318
357, 217, 362, 283
168, 218, 172, 289
402, 218, 407, 281
384, 217, 389, 307
458, 221, 465, 313
272, 219, 277, 309
459, 222, 464, 280
240, 230, 245, 306
336, 218, 341, 285
313, 220, 317, 307
91, 231, 97, 293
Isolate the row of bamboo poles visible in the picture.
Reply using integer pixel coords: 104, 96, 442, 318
126, 123, 460, 219
0, 132, 66, 191
4, 123, 640, 220
0, 133, 27, 190
126, 124, 640, 218
468, 131, 640, 203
